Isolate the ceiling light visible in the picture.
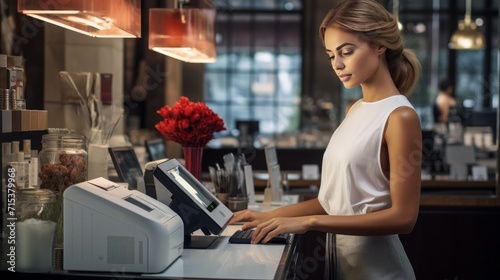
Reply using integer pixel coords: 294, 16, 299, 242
148, 0, 216, 63
449, 0, 485, 50
17, 0, 141, 38
393, 0, 403, 31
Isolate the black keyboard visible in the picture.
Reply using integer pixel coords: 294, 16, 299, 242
228, 229, 290, 244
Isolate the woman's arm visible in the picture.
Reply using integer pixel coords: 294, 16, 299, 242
230, 198, 327, 230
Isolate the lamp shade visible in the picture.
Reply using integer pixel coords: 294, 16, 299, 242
448, 0, 485, 50
449, 20, 486, 50
148, 7, 216, 63
17, 0, 141, 38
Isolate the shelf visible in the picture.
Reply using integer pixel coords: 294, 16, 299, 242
1, 130, 48, 151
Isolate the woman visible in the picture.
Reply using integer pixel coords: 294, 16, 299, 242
230, 0, 422, 279
433, 78, 457, 124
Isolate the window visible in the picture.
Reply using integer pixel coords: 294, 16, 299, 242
338, 0, 498, 130
204, 1, 303, 135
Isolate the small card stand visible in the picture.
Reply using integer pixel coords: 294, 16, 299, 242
450, 164, 468, 180
264, 146, 283, 204
244, 164, 256, 205
302, 164, 319, 180
472, 165, 488, 181
445, 145, 476, 181
269, 164, 283, 203
263, 187, 273, 205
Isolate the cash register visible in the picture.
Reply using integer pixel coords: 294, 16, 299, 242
152, 158, 234, 249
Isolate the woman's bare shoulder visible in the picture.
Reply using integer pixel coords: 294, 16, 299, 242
386, 106, 422, 138
388, 106, 420, 125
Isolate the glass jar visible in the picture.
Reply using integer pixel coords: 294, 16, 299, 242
16, 188, 59, 273
38, 132, 86, 263
39, 132, 88, 193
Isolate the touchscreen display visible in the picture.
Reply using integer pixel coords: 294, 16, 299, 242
145, 139, 167, 161
109, 147, 143, 190
166, 165, 218, 212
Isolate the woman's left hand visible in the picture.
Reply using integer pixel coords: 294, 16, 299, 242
251, 216, 311, 244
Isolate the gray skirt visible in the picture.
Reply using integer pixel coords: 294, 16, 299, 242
325, 233, 416, 280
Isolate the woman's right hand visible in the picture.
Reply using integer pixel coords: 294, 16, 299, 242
229, 209, 272, 231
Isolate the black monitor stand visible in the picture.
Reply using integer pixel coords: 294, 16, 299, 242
169, 197, 220, 249
184, 234, 219, 249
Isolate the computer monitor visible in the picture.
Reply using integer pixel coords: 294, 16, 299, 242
235, 120, 259, 147
145, 138, 167, 161
108, 146, 144, 190
153, 158, 234, 249
235, 120, 259, 133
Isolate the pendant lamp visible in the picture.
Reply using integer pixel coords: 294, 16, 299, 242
393, 0, 403, 31
448, 0, 485, 50
148, 0, 216, 63
17, 0, 141, 38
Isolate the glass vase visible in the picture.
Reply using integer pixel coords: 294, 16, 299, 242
183, 146, 204, 181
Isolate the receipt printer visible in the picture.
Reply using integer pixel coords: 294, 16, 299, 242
63, 177, 184, 273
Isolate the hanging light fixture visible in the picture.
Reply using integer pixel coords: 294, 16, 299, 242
448, 0, 485, 50
148, 0, 216, 63
393, 0, 403, 31
17, 0, 141, 38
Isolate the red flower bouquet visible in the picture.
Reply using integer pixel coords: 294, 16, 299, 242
155, 96, 226, 147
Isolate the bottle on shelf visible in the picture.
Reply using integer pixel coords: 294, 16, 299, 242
22, 139, 39, 188
10, 151, 29, 190
7, 55, 25, 110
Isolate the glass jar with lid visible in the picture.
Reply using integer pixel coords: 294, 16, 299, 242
16, 188, 59, 272
38, 131, 88, 193
38, 130, 87, 261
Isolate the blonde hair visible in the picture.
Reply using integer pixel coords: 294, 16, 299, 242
319, 0, 421, 97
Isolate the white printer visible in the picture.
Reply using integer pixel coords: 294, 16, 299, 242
63, 177, 184, 273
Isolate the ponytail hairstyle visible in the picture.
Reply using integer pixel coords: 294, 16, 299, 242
319, 0, 421, 97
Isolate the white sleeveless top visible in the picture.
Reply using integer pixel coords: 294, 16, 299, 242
318, 95, 415, 215
319, 95, 417, 280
